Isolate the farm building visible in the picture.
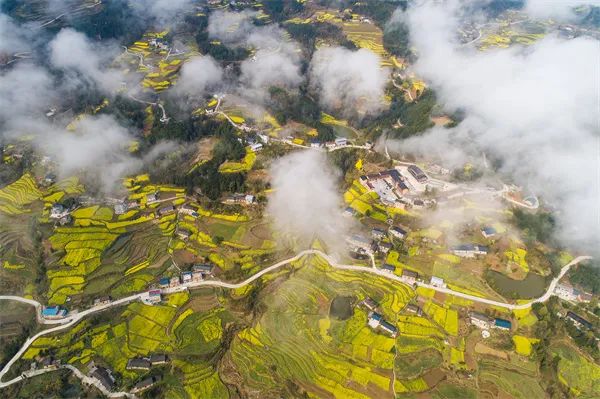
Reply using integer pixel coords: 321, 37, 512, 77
132, 375, 162, 393
41, 306, 67, 319
493, 318, 512, 331
367, 312, 397, 337
469, 312, 492, 329
126, 358, 151, 371
481, 226, 497, 238
451, 244, 489, 258
401, 269, 418, 285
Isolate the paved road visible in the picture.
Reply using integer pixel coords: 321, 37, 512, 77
0, 250, 591, 392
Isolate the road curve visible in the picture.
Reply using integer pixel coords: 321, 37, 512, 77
0, 250, 591, 392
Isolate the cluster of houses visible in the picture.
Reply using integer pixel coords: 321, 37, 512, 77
159, 264, 215, 289
345, 226, 407, 257
359, 166, 435, 210
469, 312, 512, 332
554, 283, 593, 303
360, 298, 398, 337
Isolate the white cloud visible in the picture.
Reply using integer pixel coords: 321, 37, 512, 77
49, 28, 122, 92
393, 1, 600, 252
309, 47, 390, 117
267, 150, 355, 253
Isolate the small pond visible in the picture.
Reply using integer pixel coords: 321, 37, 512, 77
486, 271, 548, 299
329, 296, 354, 320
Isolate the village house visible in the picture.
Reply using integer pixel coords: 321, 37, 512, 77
41, 306, 68, 319
554, 283, 593, 303
132, 375, 162, 393
343, 207, 356, 217
93, 296, 111, 307
223, 193, 255, 205
325, 141, 336, 150
169, 276, 180, 288
371, 228, 387, 241
380, 264, 396, 274
127, 200, 140, 209
346, 235, 374, 254
405, 304, 422, 316
146, 192, 159, 204
158, 205, 175, 216
451, 244, 489, 258
114, 202, 127, 215
146, 290, 162, 304
390, 226, 407, 240
469, 312, 492, 329
378, 242, 392, 254
335, 137, 348, 147
481, 226, 497, 239
89, 366, 115, 392
430, 276, 446, 288
407, 165, 428, 183
159, 277, 170, 289
193, 263, 214, 275
250, 142, 263, 152
126, 358, 151, 371
150, 354, 169, 365
192, 270, 203, 282
179, 204, 199, 217
50, 204, 69, 219
310, 139, 322, 148
175, 228, 191, 240
361, 297, 378, 311
367, 312, 397, 337
181, 271, 192, 284
566, 311, 593, 331
401, 270, 418, 285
